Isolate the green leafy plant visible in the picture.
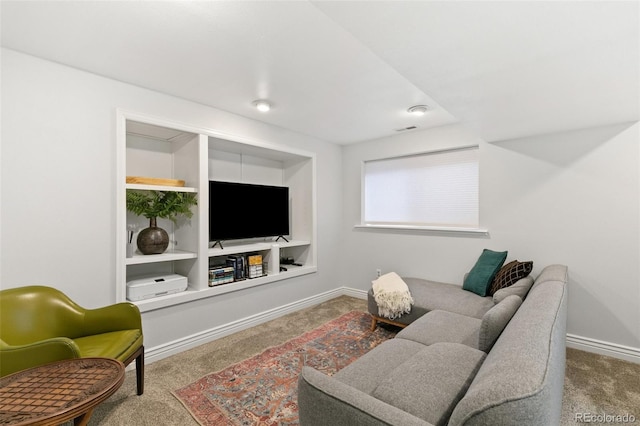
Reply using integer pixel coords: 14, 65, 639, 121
126, 190, 198, 223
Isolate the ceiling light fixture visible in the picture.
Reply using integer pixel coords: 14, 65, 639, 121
407, 105, 429, 116
253, 100, 271, 112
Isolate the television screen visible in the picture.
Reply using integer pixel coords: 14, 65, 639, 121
209, 181, 290, 242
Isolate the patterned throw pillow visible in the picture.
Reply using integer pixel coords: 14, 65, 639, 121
488, 260, 533, 296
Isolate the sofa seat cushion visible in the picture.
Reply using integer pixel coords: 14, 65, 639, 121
334, 339, 426, 394
372, 342, 486, 426
396, 310, 481, 347
74, 330, 142, 361
368, 278, 495, 325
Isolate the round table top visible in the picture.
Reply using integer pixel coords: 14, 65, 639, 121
0, 357, 125, 426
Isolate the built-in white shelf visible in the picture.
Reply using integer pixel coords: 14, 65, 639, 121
134, 265, 317, 313
126, 183, 198, 193
280, 240, 312, 248
126, 249, 197, 265
208, 239, 311, 277
208, 242, 272, 256
207, 239, 311, 257
116, 110, 317, 309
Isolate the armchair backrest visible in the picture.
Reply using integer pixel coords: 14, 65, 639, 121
0, 286, 86, 345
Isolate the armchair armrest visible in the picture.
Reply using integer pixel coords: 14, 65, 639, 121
81, 302, 142, 336
0, 337, 80, 377
298, 367, 432, 426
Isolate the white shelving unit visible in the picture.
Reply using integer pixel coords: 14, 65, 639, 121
208, 239, 311, 276
126, 183, 198, 193
125, 249, 198, 265
116, 110, 317, 312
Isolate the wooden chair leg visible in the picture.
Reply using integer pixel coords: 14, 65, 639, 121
370, 315, 378, 332
123, 345, 145, 396
135, 346, 144, 395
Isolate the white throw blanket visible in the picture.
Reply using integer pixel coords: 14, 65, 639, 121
372, 272, 414, 320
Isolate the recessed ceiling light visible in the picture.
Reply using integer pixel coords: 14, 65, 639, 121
407, 105, 429, 116
253, 100, 271, 112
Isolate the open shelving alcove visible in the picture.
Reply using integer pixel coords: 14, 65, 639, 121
116, 110, 317, 312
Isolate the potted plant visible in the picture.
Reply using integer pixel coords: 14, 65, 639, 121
126, 190, 198, 255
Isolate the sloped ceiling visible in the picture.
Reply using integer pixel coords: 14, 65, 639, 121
1, 1, 638, 144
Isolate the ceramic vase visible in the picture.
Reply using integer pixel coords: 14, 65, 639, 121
137, 217, 169, 255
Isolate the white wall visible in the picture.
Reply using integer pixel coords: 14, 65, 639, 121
0, 48, 343, 351
3, 47, 639, 361
341, 121, 640, 355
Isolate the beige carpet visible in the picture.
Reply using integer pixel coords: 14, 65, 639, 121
561, 347, 640, 424
81, 296, 639, 425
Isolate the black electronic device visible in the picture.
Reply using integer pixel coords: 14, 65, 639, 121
209, 181, 290, 243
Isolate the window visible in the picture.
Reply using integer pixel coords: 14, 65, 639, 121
362, 146, 479, 230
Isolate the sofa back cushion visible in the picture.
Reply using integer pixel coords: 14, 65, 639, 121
478, 295, 522, 353
492, 276, 534, 303
448, 265, 568, 426
531, 263, 569, 290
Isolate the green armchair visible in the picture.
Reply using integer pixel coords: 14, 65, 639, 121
0, 285, 144, 395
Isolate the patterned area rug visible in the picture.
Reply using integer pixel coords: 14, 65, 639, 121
172, 310, 396, 426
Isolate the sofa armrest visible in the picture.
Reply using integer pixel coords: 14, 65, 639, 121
0, 337, 80, 377
479, 295, 522, 352
298, 366, 432, 426
82, 302, 143, 336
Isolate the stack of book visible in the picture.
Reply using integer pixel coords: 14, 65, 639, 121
247, 254, 263, 279
210, 253, 266, 285
226, 255, 246, 281
208, 266, 234, 287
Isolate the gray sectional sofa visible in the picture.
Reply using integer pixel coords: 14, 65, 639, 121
298, 264, 568, 426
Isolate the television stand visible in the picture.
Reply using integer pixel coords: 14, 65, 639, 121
275, 235, 289, 243
211, 240, 224, 250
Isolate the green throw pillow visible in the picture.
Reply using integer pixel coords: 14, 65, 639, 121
463, 249, 508, 297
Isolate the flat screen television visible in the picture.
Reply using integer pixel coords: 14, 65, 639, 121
209, 180, 290, 243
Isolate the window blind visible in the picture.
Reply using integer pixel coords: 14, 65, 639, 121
363, 147, 479, 228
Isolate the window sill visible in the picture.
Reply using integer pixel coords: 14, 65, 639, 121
354, 224, 489, 237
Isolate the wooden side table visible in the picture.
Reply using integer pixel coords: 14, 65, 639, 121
0, 357, 125, 426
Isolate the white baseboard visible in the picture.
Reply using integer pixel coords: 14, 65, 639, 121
566, 334, 640, 364
340, 286, 367, 299
145, 287, 348, 364
144, 287, 640, 366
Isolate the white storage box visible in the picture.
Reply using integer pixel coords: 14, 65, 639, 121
126, 273, 188, 301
